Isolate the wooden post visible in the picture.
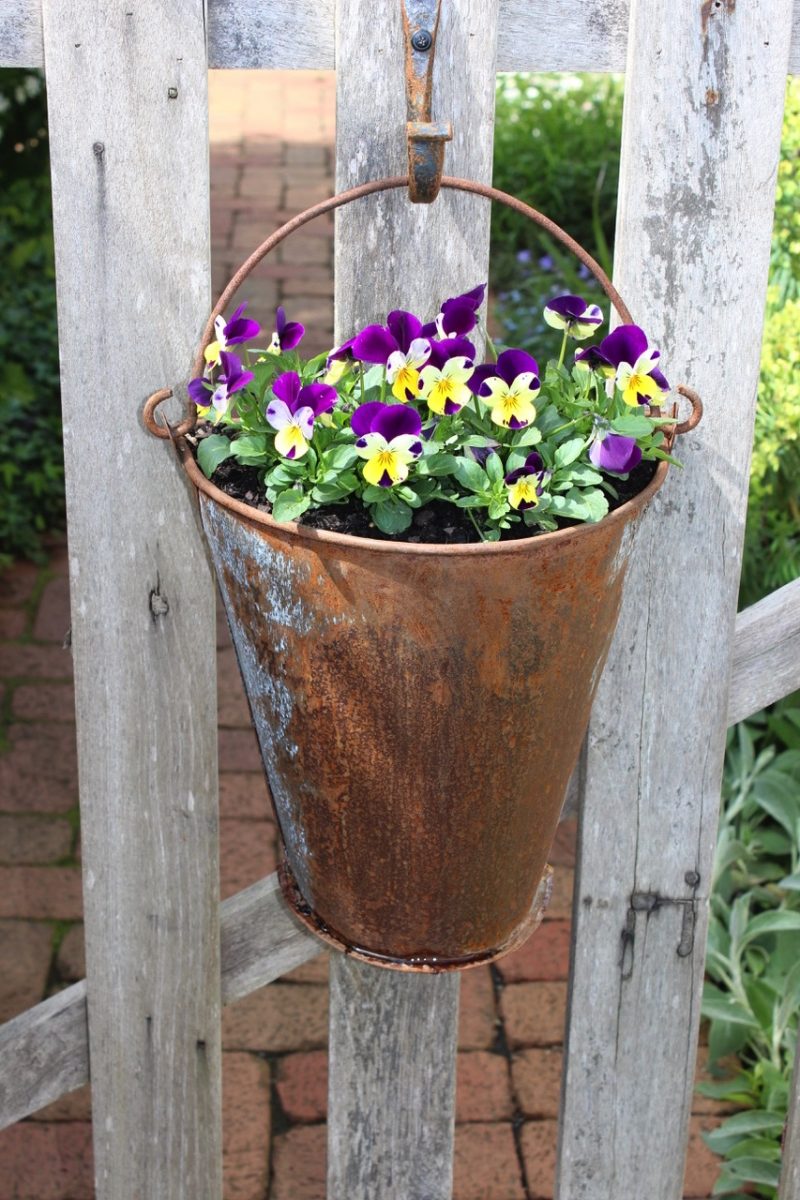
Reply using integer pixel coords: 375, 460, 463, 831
40, 2, 222, 1197
557, 3, 793, 1198
328, 0, 498, 1195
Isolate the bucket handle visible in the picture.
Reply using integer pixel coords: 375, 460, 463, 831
143, 174, 702, 439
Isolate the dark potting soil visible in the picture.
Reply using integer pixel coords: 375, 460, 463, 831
197, 430, 658, 545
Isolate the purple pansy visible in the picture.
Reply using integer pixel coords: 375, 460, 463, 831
350, 310, 428, 365
426, 336, 476, 370
204, 303, 261, 366
422, 283, 486, 339
468, 348, 540, 430
188, 350, 254, 420
543, 294, 603, 340
576, 324, 669, 406
504, 452, 547, 511
589, 431, 642, 475
265, 371, 337, 459
351, 402, 423, 487
270, 306, 305, 353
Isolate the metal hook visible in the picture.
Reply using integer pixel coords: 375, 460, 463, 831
401, 0, 452, 203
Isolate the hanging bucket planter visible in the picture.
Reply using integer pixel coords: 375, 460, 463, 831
145, 176, 702, 972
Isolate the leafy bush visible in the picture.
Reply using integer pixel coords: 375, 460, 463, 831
700, 699, 800, 1197
0, 70, 64, 568
770, 80, 800, 307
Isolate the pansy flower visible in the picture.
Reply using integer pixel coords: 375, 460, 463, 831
188, 350, 253, 421
265, 371, 337, 459
204, 304, 261, 367
505, 452, 547, 510
543, 295, 603, 340
589, 429, 642, 474
268, 306, 305, 355
352, 402, 423, 487
469, 349, 540, 429
349, 311, 432, 402
577, 325, 669, 406
419, 357, 474, 416
426, 336, 476, 369
422, 283, 486, 339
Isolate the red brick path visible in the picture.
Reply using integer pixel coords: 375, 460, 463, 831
0, 71, 724, 1200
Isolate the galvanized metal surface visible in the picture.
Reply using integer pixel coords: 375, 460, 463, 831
195, 454, 668, 968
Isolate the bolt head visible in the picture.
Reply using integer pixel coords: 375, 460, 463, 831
411, 29, 433, 51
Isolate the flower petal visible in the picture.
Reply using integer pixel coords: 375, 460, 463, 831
275, 423, 310, 459
496, 348, 539, 385
372, 403, 422, 442
351, 401, 387, 438
298, 381, 337, 416
387, 310, 423, 354
598, 324, 648, 368
272, 370, 302, 411
266, 398, 294, 431
351, 325, 399, 364
589, 434, 642, 474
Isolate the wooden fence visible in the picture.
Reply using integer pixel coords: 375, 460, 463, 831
1, 1, 800, 1196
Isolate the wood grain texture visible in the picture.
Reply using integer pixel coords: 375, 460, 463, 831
0, 873, 321, 1130
727, 579, 800, 726
327, 1, 498, 1195
40, 2, 222, 1196
328, 959, 459, 1200
0, 983, 88, 1130
220, 872, 322, 1003
780, 1038, 800, 1198
6, 0, 800, 71
557, 4, 794, 1199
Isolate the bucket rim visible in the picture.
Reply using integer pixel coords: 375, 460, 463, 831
181, 435, 669, 558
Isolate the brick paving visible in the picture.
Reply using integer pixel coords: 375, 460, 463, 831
0, 70, 725, 1200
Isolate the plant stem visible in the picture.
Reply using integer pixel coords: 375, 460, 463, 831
482, 320, 499, 363
557, 330, 568, 368
379, 365, 387, 404
467, 507, 487, 542
358, 365, 364, 404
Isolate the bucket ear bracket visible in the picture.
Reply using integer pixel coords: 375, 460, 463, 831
401, 0, 452, 203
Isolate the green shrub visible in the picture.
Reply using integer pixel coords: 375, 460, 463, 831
770, 80, 800, 307
0, 69, 63, 568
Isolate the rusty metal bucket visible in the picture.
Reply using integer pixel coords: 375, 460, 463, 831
144, 176, 702, 971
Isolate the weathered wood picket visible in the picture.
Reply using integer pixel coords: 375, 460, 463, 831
1, 2, 799, 1197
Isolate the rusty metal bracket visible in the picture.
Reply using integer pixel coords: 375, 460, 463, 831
401, 0, 452, 203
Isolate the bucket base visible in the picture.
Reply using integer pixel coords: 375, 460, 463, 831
278, 861, 554, 974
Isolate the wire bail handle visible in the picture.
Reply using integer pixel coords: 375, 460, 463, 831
402, 0, 451, 203
142, 176, 703, 441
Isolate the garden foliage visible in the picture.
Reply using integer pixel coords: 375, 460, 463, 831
0, 70, 63, 568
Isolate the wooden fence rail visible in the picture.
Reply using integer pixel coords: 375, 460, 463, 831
1, 1, 799, 1198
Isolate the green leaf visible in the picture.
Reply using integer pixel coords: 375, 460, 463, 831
362, 485, 387, 504
231, 433, 269, 464
741, 909, 800, 947
714, 1110, 785, 1139
197, 434, 233, 478
417, 453, 459, 477
371, 498, 413, 534
581, 487, 610, 523
550, 488, 590, 521
323, 444, 358, 470
485, 451, 504, 483
514, 425, 542, 446
453, 457, 489, 492
271, 488, 311, 523
569, 464, 604, 486
611, 411, 653, 437
778, 871, 800, 890
721, 1156, 782, 1187
554, 436, 585, 467
701, 992, 759, 1028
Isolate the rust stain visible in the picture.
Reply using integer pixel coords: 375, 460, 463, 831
197, 459, 669, 971
701, 0, 735, 39
705, 88, 720, 106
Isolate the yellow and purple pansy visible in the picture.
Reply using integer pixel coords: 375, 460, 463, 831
188, 350, 254, 421
268, 306, 305, 355
543, 294, 603, 340
204, 303, 261, 367
577, 325, 669, 407
265, 371, 337, 460
505, 452, 547, 510
419, 356, 475, 416
469, 349, 540, 429
350, 311, 432, 402
352, 402, 423, 487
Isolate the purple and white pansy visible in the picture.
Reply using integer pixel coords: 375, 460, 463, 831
204, 303, 260, 367
269, 306, 305, 355
422, 283, 486, 339
589, 428, 642, 474
350, 310, 433, 402
351, 402, 424, 487
189, 350, 253, 421
469, 349, 540, 429
543, 295, 603, 340
266, 371, 337, 460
